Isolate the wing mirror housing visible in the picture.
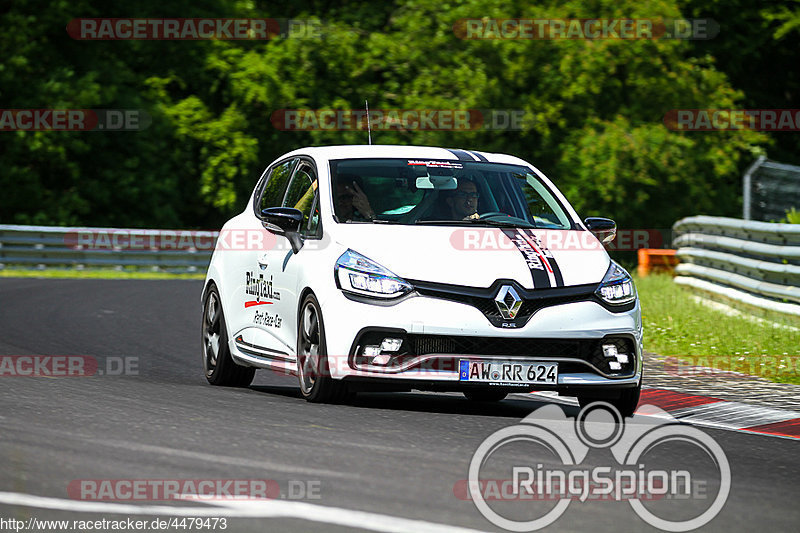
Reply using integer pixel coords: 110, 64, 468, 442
584, 217, 617, 244
260, 207, 303, 232
259, 207, 304, 252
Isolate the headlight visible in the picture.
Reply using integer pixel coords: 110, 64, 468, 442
335, 250, 412, 299
595, 261, 636, 305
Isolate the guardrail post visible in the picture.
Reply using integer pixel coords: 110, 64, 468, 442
742, 155, 766, 220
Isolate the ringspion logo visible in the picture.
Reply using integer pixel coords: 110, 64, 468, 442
465, 403, 730, 531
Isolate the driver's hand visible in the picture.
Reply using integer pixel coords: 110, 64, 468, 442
349, 182, 376, 220
462, 213, 480, 220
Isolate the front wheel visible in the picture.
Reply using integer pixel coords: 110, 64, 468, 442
202, 284, 255, 387
296, 293, 348, 403
578, 384, 641, 417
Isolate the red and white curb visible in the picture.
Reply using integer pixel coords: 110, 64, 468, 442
524, 388, 800, 440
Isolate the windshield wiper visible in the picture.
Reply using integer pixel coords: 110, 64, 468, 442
415, 219, 478, 226
415, 218, 536, 228
475, 218, 536, 229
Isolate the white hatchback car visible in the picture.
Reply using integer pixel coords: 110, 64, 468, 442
202, 145, 642, 415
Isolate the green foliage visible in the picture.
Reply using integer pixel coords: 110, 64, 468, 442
0, 0, 789, 230
762, 0, 800, 40
781, 207, 800, 224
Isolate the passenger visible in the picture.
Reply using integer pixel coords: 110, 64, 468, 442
335, 175, 376, 222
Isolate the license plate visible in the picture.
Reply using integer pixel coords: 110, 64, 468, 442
458, 360, 558, 384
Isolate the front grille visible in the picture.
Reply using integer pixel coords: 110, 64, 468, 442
351, 329, 637, 378
411, 280, 597, 328
405, 334, 636, 377
461, 293, 594, 320
409, 335, 581, 358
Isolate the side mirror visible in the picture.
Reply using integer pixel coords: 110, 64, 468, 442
584, 217, 616, 244
259, 207, 303, 233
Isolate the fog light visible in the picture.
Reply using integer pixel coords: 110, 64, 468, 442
363, 345, 381, 357
602, 344, 618, 358
609, 361, 622, 371
371, 354, 391, 365
616, 353, 629, 364
381, 338, 403, 352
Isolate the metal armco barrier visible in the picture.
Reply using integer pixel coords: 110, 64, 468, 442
742, 156, 800, 222
672, 216, 800, 317
0, 224, 217, 273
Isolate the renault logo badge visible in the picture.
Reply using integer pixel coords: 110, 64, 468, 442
495, 285, 522, 319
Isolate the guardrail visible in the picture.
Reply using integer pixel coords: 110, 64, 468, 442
672, 216, 800, 317
742, 155, 800, 222
0, 224, 217, 273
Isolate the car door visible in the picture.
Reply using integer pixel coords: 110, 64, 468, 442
271, 158, 322, 353
231, 157, 298, 361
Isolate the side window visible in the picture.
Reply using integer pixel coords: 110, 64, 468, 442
258, 159, 297, 212
306, 193, 320, 236
282, 162, 319, 236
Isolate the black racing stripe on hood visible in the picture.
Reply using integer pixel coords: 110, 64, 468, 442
522, 228, 564, 287
501, 228, 551, 288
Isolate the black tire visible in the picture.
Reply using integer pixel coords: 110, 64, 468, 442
202, 284, 255, 387
463, 389, 508, 402
296, 293, 348, 403
578, 384, 641, 417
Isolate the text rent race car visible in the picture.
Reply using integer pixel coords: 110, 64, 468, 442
202, 145, 642, 415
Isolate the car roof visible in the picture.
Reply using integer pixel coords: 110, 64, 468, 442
280, 144, 531, 167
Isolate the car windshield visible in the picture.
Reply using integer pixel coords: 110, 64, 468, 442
329, 158, 574, 229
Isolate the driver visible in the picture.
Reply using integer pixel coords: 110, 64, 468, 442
445, 178, 480, 220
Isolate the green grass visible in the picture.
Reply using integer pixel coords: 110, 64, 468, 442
0, 268, 205, 280
636, 274, 800, 385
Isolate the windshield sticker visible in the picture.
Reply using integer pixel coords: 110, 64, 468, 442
407, 160, 463, 169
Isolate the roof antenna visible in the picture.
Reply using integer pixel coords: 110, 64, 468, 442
365, 99, 372, 145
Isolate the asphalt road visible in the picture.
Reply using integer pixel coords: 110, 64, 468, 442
0, 278, 798, 532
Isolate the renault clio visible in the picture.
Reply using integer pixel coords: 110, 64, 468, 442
201, 145, 642, 415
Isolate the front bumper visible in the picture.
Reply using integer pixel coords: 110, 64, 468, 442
320, 288, 643, 393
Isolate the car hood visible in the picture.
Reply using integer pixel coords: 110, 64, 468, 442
333, 224, 610, 290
